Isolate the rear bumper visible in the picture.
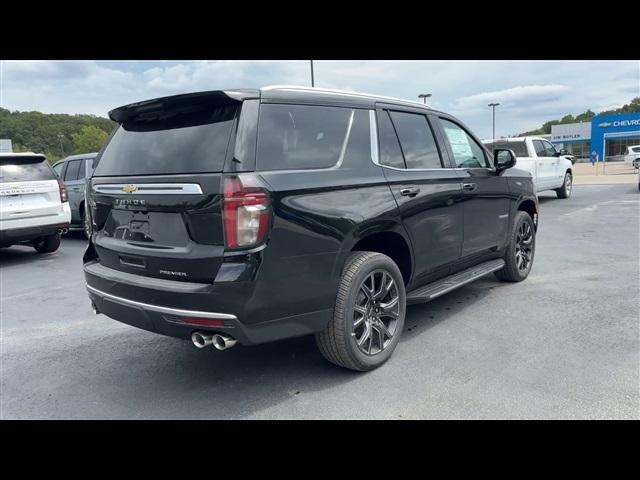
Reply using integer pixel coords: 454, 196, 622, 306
84, 260, 331, 346
0, 221, 69, 244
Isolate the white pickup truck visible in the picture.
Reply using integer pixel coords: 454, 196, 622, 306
483, 136, 574, 199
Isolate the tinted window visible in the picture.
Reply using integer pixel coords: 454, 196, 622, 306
52, 162, 65, 177
389, 111, 442, 169
533, 140, 546, 156
94, 104, 237, 176
64, 160, 81, 181
485, 141, 529, 157
257, 104, 353, 171
341, 109, 372, 165
632, 147, 640, 153
77, 159, 86, 179
377, 111, 405, 169
440, 119, 488, 168
0, 158, 55, 182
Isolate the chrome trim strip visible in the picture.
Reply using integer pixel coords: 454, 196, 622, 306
369, 110, 379, 164
334, 109, 355, 170
86, 285, 238, 321
93, 183, 203, 195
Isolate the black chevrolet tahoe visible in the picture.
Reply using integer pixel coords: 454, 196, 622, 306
84, 86, 538, 371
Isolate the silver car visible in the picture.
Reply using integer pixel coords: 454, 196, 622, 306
52, 153, 97, 238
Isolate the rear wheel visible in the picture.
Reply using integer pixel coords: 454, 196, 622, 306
495, 211, 535, 282
33, 233, 61, 253
555, 171, 572, 198
316, 251, 406, 372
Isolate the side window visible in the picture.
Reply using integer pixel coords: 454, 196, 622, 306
52, 162, 65, 178
533, 140, 546, 157
388, 111, 442, 169
77, 159, 86, 180
256, 104, 355, 171
86, 159, 94, 176
64, 160, 80, 181
541, 140, 557, 157
439, 118, 488, 169
377, 111, 405, 169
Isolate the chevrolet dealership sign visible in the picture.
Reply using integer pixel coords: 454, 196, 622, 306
598, 119, 640, 128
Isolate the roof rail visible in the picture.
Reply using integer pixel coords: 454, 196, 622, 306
260, 85, 428, 108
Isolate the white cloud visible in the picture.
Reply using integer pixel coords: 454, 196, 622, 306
454, 84, 571, 111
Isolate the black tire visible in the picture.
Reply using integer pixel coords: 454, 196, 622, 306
495, 211, 535, 282
555, 171, 572, 199
33, 233, 61, 253
315, 251, 406, 372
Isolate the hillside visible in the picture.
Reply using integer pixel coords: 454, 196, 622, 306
518, 97, 640, 136
0, 108, 116, 163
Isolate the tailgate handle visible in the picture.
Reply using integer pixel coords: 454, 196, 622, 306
119, 255, 146, 269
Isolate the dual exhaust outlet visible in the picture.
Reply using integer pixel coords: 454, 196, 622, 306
191, 331, 237, 351
57, 228, 68, 235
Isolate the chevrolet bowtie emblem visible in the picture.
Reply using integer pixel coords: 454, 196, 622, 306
122, 184, 137, 194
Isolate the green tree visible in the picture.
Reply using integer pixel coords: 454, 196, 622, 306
71, 125, 109, 154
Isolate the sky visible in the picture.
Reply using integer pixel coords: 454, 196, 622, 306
1, 60, 638, 139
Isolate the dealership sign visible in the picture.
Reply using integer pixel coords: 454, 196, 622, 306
598, 119, 640, 128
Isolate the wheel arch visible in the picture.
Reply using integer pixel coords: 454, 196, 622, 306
334, 221, 414, 286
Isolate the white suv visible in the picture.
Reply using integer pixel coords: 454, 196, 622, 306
623, 145, 640, 170
0, 153, 71, 253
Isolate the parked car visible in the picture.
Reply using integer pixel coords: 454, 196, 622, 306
84, 86, 538, 371
623, 145, 640, 170
52, 153, 97, 238
483, 137, 574, 198
0, 152, 70, 252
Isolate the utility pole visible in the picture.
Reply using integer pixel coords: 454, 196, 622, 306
310, 60, 315, 87
488, 103, 500, 139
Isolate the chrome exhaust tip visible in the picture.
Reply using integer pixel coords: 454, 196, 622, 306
191, 331, 215, 349
212, 334, 238, 351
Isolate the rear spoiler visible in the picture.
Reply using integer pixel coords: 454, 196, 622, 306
0, 153, 46, 163
108, 89, 260, 123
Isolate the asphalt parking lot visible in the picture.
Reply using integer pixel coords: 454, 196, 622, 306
1, 184, 639, 419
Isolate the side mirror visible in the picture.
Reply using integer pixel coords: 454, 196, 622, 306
559, 148, 569, 155
494, 148, 516, 172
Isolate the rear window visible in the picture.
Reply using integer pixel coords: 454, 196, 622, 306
632, 147, 640, 153
93, 104, 237, 176
486, 141, 529, 157
257, 104, 362, 171
0, 157, 55, 182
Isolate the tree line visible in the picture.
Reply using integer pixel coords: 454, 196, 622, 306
517, 97, 640, 136
0, 108, 116, 164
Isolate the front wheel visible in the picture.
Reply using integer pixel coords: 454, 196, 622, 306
33, 233, 61, 253
495, 211, 536, 282
316, 251, 406, 372
555, 171, 572, 198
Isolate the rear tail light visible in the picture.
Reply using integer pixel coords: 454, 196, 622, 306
223, 176, 270, 250
58, 179, 68, 203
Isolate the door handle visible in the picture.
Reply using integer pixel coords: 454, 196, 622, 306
462, 183, 477, 191
400, 187, 420, 197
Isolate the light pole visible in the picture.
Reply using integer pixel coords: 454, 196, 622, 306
418, 93, 432, 105
310, 60, 315, 87
57, 134, 65, 157
488, 103, 500, 139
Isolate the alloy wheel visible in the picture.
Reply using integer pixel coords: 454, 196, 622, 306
515, 221, 534, 272
352, 270, 400, 355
